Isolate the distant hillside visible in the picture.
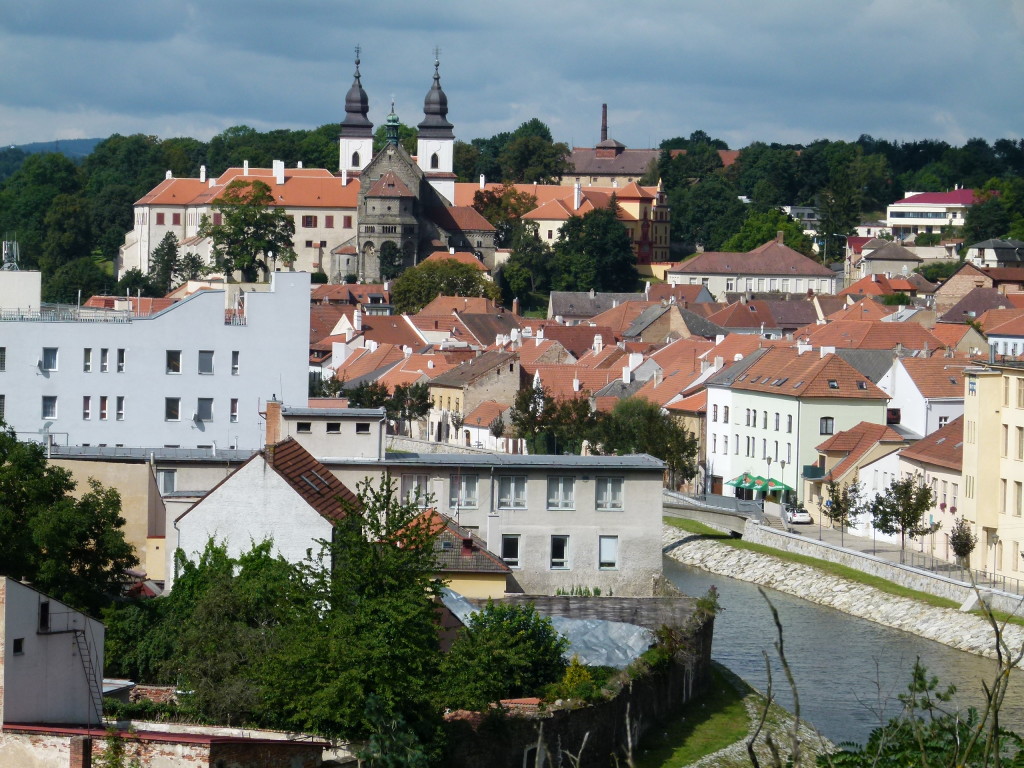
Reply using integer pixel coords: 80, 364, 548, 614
10, 138, 104, 158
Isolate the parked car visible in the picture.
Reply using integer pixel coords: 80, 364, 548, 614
784, 507, 813, 524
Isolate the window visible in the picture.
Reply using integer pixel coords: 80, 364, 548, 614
787, 414, 793, 433
156, 212, 165, 225
430, 153, 440, 169
599, 535, 619, 569
343, 215, 352, 228
501, 535, 521, 567
196, 398, 213, 422
596, 477, 623, 510
0, 395, 5, 421
231, 351, 240, 375
1003, 425, 1009, 457
100, 348, 109, 372
351, 152, 360, 167
762, 411, 768, 429
1017, 482, 1024, 517
820, 417, 834, 435
402, 474, 430, 507
774, 413, 780, 431
296, 422, 312, 433
116, 396, 124, 421
156, 469, 176, 494
302, 215, 318, 228
165, 397, 180, 421
198, 350, 214, 374
712, 404, 718, 422
1005, 377, 1011, 406
42, 396, 57, 419
166, 350, 181, 374
172, 212, 181, 225
498, 476, 527, 508
116, 348, 125, 373
41, 347, 58, 371
450, 474, 479, 509
82, 395, 91, 420
723, 406, 729, 422
326, 422, 341, 433
550, 535, 570, 569
99, 396, 108, 420
547, 476, 575, 509
230, 398, 238, 423
723, 435, 729, 454
83, 348, 92, 372
355, 422, 371, 434
12, 638, 23, 655
938, 415, 949, 428
325, 215, 334, 228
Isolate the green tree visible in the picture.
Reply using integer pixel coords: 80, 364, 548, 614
347, 380, 390, 409
818, 477, 866, 546
148, 231, 181, 294
199, 179, 295, 282
0, 425, 138, 614
509, 385, 555, 454
499, 222, 551, 305
42, 257, 113, 304
40, 192, 93, 275
115, 268, 159, 298
948, 517, 978, 567
550, 204, 638, 292
869, 475, 939, 557
721, 208, 815, 257
438, 600, 569, 711
963, 193, 1011, 244
388, 383, 431, 437
669, 173, 747, 251
591, 397, 698, 486
498, 135, 570, 184
472, 183, 538, 247
391, 258, 500, 314
379, 241, 406, 281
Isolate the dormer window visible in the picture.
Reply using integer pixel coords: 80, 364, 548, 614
828, 380, 839, 389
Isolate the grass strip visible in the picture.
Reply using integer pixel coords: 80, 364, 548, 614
664, 517, 1024, 628
634, 663, 749, 768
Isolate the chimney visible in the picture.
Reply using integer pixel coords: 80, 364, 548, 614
404, 345, 412, 358
572, 377, 581, 392
461, 537, 474, 556
354, 307, 363, 331
512, 297, 520, 316
479, 174, 486, 189
537, 326, 545, 341
244, 160, 249, 175
199, 165, 206, 183
574, 181, 582, 211
601, 103, 608, 143
628, 351, 643, 369
654, 369, 663, 387
496, 334, 503, 347
265, 398, 282, 449
428, 358, 435, 369
165, 170, 172, 180
273, 159, 285, 186
449, 246, 456, 254
622, 365, 631, 384
297, 161, 303, 169
714, 355, 724, 370
342, 168, 348, 185
383, 280, 390, 292
593, 334, 603, 353
776, 230, 784, 243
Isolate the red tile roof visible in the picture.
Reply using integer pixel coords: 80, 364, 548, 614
537, 325, 617, 357
464, 400, 510, 428
798, 320, 944, 351
723, 347, 887, 400
815, 421, 907, 482
83, 295, 177, 314
366, 171, 413, 197
265, 438, 359, 521
670, 239, 834, 277
360, 315, 425, 348
422, 250, 487, 270
893, 189, 977, 206
827, 298, 891, 322
533, 364, 623, 401
898, 358, 971, 399
899, 416, 963, 472
138, 167, 359, 209
420, 295, 503, 315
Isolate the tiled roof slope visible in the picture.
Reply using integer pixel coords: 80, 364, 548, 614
899, 358, 971, 398
425, 511, 510, 574
670, 239, 833, 277
266, 438, 359, 521
815, 421, 907, 482
711, 347, 887, 400
899, 416, 964, 472
798, 320, 944, 351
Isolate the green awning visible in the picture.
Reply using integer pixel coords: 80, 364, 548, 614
765, 477, 794, 492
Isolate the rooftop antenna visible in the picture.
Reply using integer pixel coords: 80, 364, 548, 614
1, 236, 20, 270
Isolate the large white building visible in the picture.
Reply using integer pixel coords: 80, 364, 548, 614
0, 270, 309, 451
886, 189, 976, 240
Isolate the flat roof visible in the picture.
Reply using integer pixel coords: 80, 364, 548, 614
323, 452, 665, 471
49, 446, 256, 462
282, 407, 387, 418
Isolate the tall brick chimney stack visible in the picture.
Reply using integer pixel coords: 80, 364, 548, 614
265, 398, 282, 453
601, 104, 608, 143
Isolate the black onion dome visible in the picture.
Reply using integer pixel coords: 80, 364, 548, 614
341, 54, 373, 133
417, 58, 453, 135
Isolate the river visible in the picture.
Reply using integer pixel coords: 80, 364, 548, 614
664, 557, 1024, 746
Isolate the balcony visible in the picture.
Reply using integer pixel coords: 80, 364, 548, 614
803, 464, 825, 480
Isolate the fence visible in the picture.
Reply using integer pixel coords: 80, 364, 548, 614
903, 549, 1024, 597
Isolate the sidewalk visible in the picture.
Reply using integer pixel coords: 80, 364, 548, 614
771, 511, 930, 566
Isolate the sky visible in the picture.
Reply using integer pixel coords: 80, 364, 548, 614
1, 0, 1022, 152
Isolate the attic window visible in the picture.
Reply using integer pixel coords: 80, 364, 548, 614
749, 376, 760, 384
857, 381, 868, 390
749, 305, 757, 311
949, 377, 958, 385
792, 381, 804, 388
777, 377, 789, 386
828, 380, 839, 389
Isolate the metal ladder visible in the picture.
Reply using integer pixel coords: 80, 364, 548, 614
73, 629, 104, 726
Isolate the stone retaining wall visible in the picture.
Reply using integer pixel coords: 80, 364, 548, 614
663, 527, 1024, 660
743, 521, 1024, 615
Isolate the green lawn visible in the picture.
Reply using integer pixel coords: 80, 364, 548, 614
664, 517, 1024, 628
634, 664, 749, 768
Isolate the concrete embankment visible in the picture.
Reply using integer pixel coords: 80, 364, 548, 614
663, 528, 1024, 660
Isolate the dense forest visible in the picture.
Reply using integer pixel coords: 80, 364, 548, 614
0, 121, 1022, 304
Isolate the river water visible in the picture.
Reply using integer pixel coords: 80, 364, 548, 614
664, 557, 1024, 746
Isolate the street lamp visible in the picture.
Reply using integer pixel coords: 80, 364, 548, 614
779, 459, 787, 507
765, 456, 773, 510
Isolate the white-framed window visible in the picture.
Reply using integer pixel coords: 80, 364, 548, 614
165, 397, 180, 421
42, 395, 57, 419
231, 350, 240, 375
41, 347, 58, 371
198, 350, 214, 374
116, 396, 125, 421
196, 398, 213, 422
99, 396, 108, 420
156, 469, 176, 494
820, 417, 834, 435
0, 395, 5, 420
116, 348, 125, 373
82, 395, 91, 420
550, 535, 570, 569
100, 348, 109, 372
596, 476, 624, 510
449, 474, 479, 509
498, 475, 527, 509
599, 535, 619, 570
166, 350, 181, 374
83, 348, 92, 372
501, 534, 521, 568
401, 474, 430, 507
230, 398, 239, 423
547, 476, 575, 510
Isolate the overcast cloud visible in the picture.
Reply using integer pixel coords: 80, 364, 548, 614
1, 0, 1022, 151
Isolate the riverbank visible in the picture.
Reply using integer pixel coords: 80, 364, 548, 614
663, 525, 1024, 660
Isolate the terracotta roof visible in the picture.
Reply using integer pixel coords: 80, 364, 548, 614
899, 416, 964, 472
815, 421, 907, 482
312, 283, 390, 305
420, 295, 503, 315
938, 287, 1015, 323
986, 312, 1024, 337
927, 323, 972, 347
265, 438, 359, 521
310, 304, 354, 344
574, 345, 626, 369
649, 337, 715, 371
139, 167, 359, 209
827, 297, 891, 322
892, 189, 977, 206
429, 205, 496, 232
636, 368, 705, 407
705, 333, 779, 363
669, 238, 834, 277
539, 325, 618, 357
533, 364, 624, 400
360, 315, 426, 348
516, 338, 573, 373
422, 250, 487, 270
711, 347, 887, 400
335, 344, 406, 381
366, 171, 413, 197
82, 295, 177, 315
666, 389, 707, 414
464, 400, 510, 428
798, 320, 944, 352
589, 301, 661, 334
523, 197, 575, 222
898, 358, 971, 398
457, 312, 521, 346
426, 511, 510, 575
454, 182, 659, 208
430, 349, 518, 388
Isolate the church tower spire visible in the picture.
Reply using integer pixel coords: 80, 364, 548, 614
416, 49, 455, 200
338, 45, 374, 176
